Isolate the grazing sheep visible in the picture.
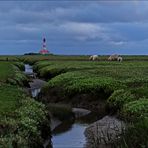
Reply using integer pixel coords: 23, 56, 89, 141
117, 56, 123, 62
108, 54, 119, 61
89, 55, 99, 61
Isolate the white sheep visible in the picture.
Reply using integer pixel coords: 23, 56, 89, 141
117, 56, 123, 62
108, 54, 119, 61
89, 55, 99, 61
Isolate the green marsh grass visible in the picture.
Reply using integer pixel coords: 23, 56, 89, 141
1, 55, 146, 147
0, 85, 22, 114
0, 60, 50, 147
0, 62, 14, 82
34, 57, 148, 147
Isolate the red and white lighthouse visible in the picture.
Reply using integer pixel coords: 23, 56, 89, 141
39, 38, 49, 55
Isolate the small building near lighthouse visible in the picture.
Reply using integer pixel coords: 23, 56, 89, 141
39, 38, 49, 55
39, 49, 49, 55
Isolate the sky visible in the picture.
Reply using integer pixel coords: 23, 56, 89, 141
0, 0, 148, 55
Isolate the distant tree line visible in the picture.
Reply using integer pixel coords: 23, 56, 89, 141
24, 52, 41, 55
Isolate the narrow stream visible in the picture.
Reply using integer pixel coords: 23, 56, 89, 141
29, 79, 46, 97
24, 64, 122, 148
24, 64, 46, 98
51, 113, 102, 148
24, 64, 33, 75
52, 122, 87, 148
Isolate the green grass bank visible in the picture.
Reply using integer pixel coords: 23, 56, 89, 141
0, 61, 51, 147
31, 55, 148, 148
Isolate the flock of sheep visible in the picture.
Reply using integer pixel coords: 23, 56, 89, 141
89, 54, 123, 62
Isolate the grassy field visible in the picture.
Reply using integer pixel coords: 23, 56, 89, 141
0, 61, 27, 115
0, 55, 148, 147
0, 85, 22, 114
0, 62, 14, 82
0, 55, 19, 61
31, 55, 148, 148
20, 54, 148, 64
0, 61, 28, 114
0, 60, 50, 147
32, 56, 148, 121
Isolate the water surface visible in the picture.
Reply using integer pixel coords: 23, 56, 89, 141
51, 112, 103, 148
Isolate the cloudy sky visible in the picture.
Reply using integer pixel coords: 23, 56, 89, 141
0, 0, 148, 55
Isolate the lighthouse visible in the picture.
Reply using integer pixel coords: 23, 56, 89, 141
39, 38, 49, 55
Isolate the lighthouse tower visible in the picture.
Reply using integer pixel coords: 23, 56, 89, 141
39, 38, 49, 55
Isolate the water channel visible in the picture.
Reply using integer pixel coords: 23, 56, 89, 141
24, 64, 121, 148
51, 112, 104, 148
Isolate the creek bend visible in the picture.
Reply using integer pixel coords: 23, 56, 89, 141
24, 64, 124, 148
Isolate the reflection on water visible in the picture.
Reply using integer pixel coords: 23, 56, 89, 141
31, 88, 41, 98
52, 119, 74, 136
51, 112, 103, 148
52, 123, 87, 148
25, 64, 33, 73
24, 64, 46, 98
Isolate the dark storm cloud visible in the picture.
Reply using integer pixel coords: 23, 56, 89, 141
0, 1, 148, 55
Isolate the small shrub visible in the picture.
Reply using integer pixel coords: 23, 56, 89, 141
0, 97, 51, 147
6, 65, 29, 87
47, 71, 125, 97
107, 89, 135, 110
13, 62, 25, 71
121, 98, 148, 120
131, 87, 148, 99
120, 118, 148, 148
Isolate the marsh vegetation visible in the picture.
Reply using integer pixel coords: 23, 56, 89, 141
0, 55, 148, 148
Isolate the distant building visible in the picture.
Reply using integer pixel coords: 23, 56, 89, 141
39, 38, 49, 55
39, 49, 49, 55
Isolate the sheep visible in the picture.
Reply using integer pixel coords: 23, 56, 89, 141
89, 55, 99, 61
108, 54, 119, 61
117, 56, 123, 62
